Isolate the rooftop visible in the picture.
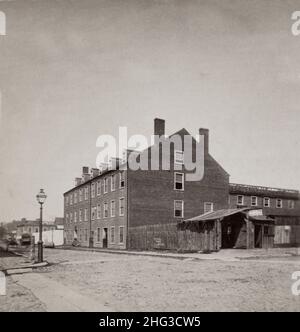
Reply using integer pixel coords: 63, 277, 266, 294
229, 183, 299, 199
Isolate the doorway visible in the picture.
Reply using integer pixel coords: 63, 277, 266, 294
103, 228, 108, 248
254, 225, 262, 248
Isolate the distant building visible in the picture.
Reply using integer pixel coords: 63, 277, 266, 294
229, 183, 300, 247
16, 218, 63, 239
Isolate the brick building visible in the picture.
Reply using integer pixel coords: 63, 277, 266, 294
63, 118, 300, 250
229, 183, 300, 247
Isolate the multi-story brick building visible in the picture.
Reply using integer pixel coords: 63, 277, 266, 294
64, 118, 229, 249
63, 118, 300, 250
64, 166, 127, 249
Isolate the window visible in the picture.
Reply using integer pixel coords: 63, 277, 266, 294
65, 196, 69, 206
74, 192, 77, 204
84, 208, 88, 221
120, 171, 125, 188
35, 228, 38, 233
276, 199, 283, 208
111, 175, 116, 191
97, 181, 101, 196
204, 202, 214, 213
104, 178, 108, 193
28, 227, 31, 233
91, 183, 95, 198
111, 200, 116, 217
119, 226, 124, 244
251, 196, 258, 206
85, 187, 89, 200
70, 194, 73, 205
79, 189, 83, 202
85, 229, 88, 241
104, 202, 108, 218
237, 195, 244, 206
110, 227, 115, 243
97, 204, 101, 219
288, 200, 295, 209
264, 197, 270, 207
70, 212, 73, 223
174, 172, 184, 190
174, 150, 184, 165
74, 211, 77, 223
91, 207, 97, 220
97, 228, 101, 242
174, 200, 184, 218
119, 197, 125, 216
79, 209, 82, 222
66, 213, 69, 224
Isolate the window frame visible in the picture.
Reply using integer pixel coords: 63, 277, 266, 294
237, 195, 244, 206
251, 196, 258, 207
276, 198, 283, 209
174, 200, 184, 218
174, 172, 184, 191
119, 197, 125, 216
111, 200, 116, 217
104, 202, 108, 218
119, 226, 124, 244
111, 175, 116, 192
204, 202, 214, 213
104, 178, 108, 194
119, 171, 125, 188
263, 197, 270, 207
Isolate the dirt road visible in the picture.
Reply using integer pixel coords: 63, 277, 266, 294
1, 248, 300, 311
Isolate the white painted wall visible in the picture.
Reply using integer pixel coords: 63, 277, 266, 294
32, 229, 64, 246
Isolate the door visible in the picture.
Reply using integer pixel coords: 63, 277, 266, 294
103, 228, 108, 248
254, 225, 262, 248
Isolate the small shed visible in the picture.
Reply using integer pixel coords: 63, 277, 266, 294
178, 208, 275, 252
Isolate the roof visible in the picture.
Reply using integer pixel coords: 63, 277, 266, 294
185, 207, 251, 222
54, 217, 64, 225
229, 183, 299, 200
16, 220, 56, 227
248, 215, 275, 223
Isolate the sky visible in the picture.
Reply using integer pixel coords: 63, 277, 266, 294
0, 0, 300, 222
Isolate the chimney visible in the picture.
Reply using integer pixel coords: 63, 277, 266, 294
82, 166, 89, 174
154, 118, 165, 137
82, 166, 90, 182
110, 157, 121, 170
199, 128, 209, 155
91, 168, 100, 178
75, 177, 82, 186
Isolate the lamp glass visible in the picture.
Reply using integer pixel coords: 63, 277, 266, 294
36, 189, 47, 204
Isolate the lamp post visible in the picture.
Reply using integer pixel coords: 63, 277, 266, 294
36, 189, 47, 263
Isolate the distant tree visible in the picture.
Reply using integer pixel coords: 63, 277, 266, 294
0, 225, 7, 239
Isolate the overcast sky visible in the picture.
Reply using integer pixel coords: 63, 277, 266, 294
0, 0, 300, 222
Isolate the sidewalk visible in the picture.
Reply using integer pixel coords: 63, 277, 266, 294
12, 273, 113, 312
60, 245, 300, 262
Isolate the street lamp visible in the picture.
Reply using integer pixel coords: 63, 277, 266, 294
36, 188, 47, 263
